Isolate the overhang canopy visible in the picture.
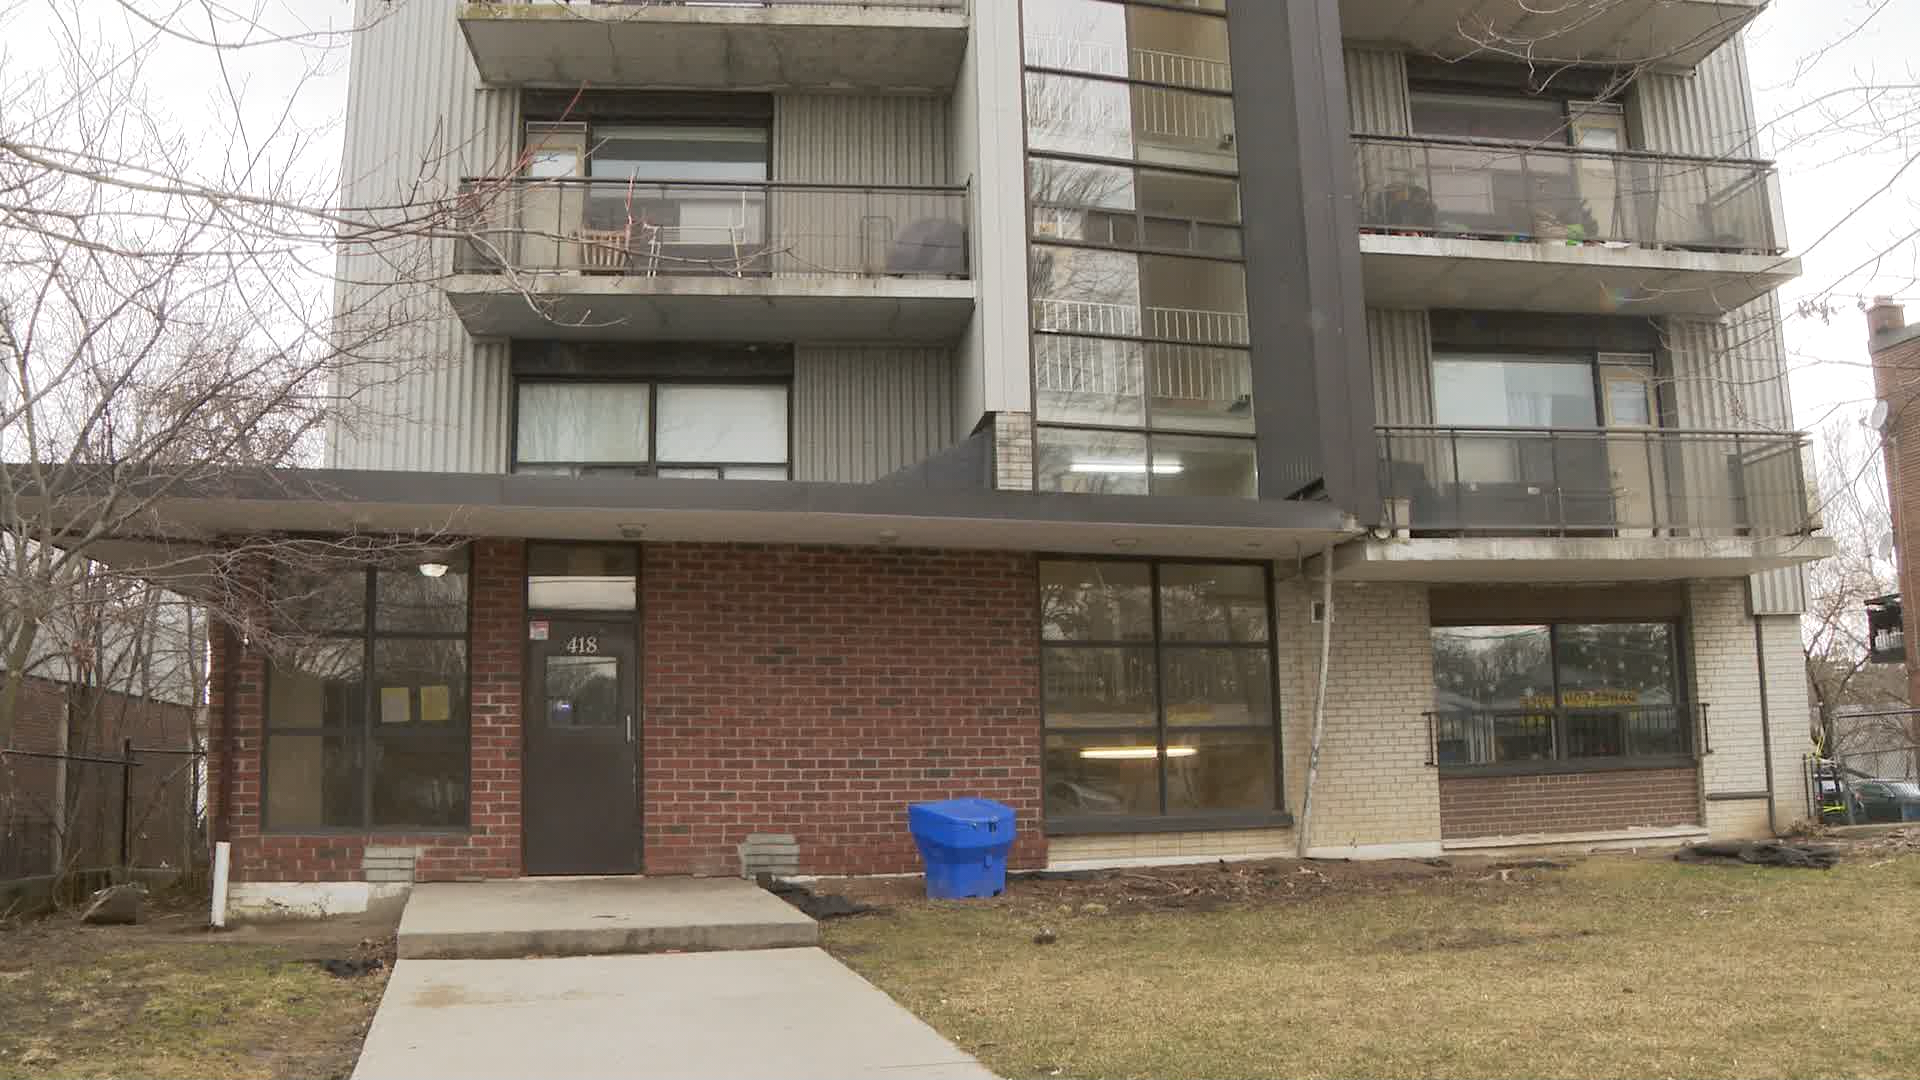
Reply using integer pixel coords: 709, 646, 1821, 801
13, 468, 1357, 575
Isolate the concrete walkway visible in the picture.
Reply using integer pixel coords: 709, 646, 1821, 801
397, 876, 818, 959
351, 947, 996, 1080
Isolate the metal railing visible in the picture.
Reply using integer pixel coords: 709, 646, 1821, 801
454, 177, 969, 280
1353, 133, 1783, 254
1032, 297, 1249, 346
1025, 35, 1232, 92
1377, 425, 1813, 538
1427, 704, 1704, 767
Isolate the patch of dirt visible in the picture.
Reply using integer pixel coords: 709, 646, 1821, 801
1381, 924, 1592, 953
0, 903, 399, 1080
810, 854, 1570, 919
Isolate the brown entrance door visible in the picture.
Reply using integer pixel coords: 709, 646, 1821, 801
524, 619, 640, 875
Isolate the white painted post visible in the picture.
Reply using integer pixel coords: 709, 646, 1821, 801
210, 840, 231, 929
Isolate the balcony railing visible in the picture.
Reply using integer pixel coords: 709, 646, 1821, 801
1377, 425, 1812, 538
1031, 298, 1249, 347
1354, 134, 1783, 255
1427, 704, 1706, 768
453, 177, 968, 280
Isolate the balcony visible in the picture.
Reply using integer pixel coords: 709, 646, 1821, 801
1339, 0, 1766, 73
447, 177, 974, 342
456, 1, 969, 92
1354, 135, 1799, 316
1334, 425, 1835, 582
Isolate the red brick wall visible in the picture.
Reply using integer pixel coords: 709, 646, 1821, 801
211, 539, 525, 883
1438, 768, 1700, 840
642, 544, 1045, 876
1872, 317, 1920, 711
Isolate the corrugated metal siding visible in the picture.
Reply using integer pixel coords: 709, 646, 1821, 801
1630, 35, 1761, 158
1664, 295, 1807, 614
773, 94, 953, 184
329, 0, 517, 473
1368, 308, 1431, 425
1343, 48, 1410, 136
794, 347, 957, 483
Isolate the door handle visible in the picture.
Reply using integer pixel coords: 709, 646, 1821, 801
626, 714, 634, 744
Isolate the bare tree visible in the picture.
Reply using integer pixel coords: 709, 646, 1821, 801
0, 0, 479, 882
1802, 418, 1908, 757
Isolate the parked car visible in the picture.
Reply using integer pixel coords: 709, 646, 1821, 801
1848, 780, 1920, 823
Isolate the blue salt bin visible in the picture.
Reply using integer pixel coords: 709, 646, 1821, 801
907, 798, 1016, 899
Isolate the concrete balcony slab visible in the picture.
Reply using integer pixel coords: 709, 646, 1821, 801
1359, 233, 1799, 317
444, 272, 977, 344
1340, 0, 1766, 73
458, 1, 969, 92
1329, 534, 1836, 584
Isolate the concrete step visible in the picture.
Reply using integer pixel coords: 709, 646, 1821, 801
396, 877, 819, 960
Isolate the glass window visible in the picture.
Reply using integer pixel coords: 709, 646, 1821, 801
1037, 427, 1151, 496
656, 384, 788, 466
1148, 344, 1253, 434
528, 543, 639, 612
1041, 560, 1154, 641
265, 554, 472, 831
1151, 434, 1256, 498
1431, 621, 1686, 767
1159, 564, 1268, 642
545, 656, 622, 729
376, 550, 471, 634
588, 125, 768, 183
517, 383, 650, 467
1042, 559, 1278, 823
1433, 353, 1598, 428
1411, 91, 1569, 143
277, 570, 366, 634
1035, 335, 1147, 428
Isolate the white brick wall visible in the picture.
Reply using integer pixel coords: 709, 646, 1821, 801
1687, 580, 1813, 837
994, 412, 1034, 491
1275, 575, 1441, 850
1760, 612, 1816, 830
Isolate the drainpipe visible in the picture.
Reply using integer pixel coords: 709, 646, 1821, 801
1296, 544, 1335, 858
1753, 616, 1778, 835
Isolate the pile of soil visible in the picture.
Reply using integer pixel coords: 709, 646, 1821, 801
811, 855, 1568, 918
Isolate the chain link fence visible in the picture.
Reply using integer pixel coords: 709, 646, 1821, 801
1, 743, 206, 898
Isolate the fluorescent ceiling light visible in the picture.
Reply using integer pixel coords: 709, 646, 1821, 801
1069, 461, 1184, 475
1079, 746, 1200, 760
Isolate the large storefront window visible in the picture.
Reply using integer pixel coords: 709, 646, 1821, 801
1041, 559, 1279, 826
264, 550, 471, 830
1430, 622, 1688, 768
1022, 0, 1254, 498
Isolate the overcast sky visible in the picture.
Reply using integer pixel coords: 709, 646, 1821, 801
16, 0, 1913, 435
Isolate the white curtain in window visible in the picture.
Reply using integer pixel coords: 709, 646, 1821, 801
516, 383, 650, 464
656, 385, 788, 464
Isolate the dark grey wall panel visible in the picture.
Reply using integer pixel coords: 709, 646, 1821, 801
1227, 0, 1378, 513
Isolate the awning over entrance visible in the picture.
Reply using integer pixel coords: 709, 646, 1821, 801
11, 467, 1357, 572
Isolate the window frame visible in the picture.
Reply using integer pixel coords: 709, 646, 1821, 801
262, 553, 474, 834
509, 374, 795, 480
1040, 556, 1289, 835
1428, 617, 1697, 778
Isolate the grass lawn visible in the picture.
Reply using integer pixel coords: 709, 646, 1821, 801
823, 848, 1920, 1080
0, 898, 392, 1080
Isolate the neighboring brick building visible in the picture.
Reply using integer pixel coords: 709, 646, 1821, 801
88, 0, 1831, 915
1869, 299, 1920, 709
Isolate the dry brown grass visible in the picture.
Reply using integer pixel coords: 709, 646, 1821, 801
0, 905, 391, 1080
823, 852, 1920, 1080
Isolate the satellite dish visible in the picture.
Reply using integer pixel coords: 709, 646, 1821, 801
1879, 531, 1897, 561
1869, 399, 1893, 432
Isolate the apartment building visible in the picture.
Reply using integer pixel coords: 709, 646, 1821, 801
156, 0, 1832, 911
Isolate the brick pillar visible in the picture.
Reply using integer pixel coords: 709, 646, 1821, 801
462, 538, 526, 878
